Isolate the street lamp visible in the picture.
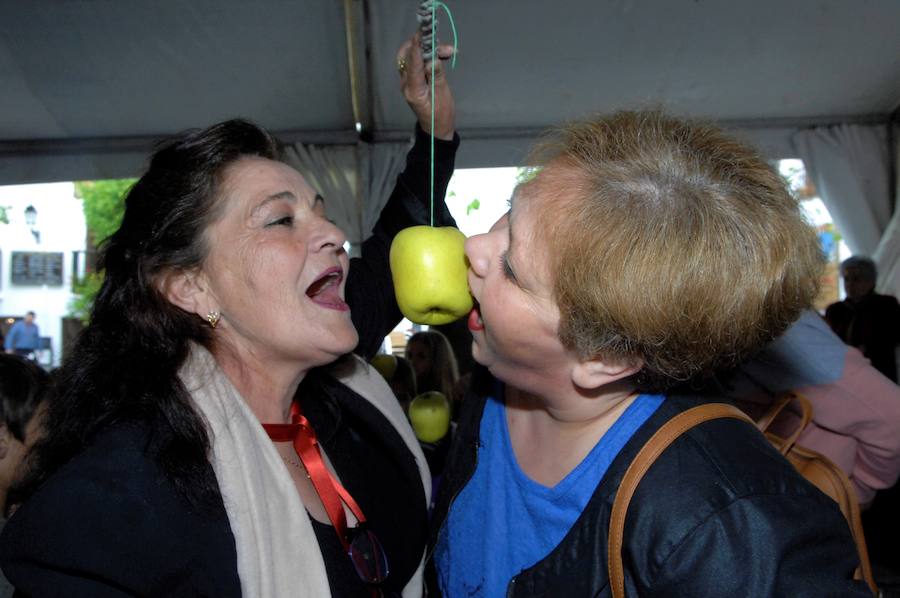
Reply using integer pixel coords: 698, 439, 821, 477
24, 204, 37, 226
24, 204, 40, 243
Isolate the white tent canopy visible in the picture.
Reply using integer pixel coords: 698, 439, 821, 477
3, 1, 898, 174
1, 1, 898, 272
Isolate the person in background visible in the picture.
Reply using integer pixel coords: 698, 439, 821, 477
407, 330, 459, 403
3, 313, 39, 361
0, 355, 50, 514
0, 355, 52, 598
429, 111, 870, 596
391, 356, 418, 409
826, 255, 900, 382
372, 353, 419, 412
432, 320, 476, 421
373, 350, 450, 499
433, 319, 475, 378
1, 32, 457, 597
717, 309, 900, 507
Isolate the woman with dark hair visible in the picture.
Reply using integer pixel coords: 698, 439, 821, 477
1, 34, 457, 597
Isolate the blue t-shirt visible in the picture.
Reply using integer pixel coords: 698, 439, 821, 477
4, 320, 39, 351
434, 387, 664, 597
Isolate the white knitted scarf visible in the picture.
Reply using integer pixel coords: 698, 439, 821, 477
179, 345, 431, 598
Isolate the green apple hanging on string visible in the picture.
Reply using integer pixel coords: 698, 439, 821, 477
390, 225, 472, 325
408, 390, 451, 443
392, 1, 467, 325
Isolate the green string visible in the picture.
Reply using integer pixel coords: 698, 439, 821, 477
433, 2, 459, 69
430, 0, 435, 226
426, 0, 458, 227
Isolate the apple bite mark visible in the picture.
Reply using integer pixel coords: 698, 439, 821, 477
306, 267, 349, 311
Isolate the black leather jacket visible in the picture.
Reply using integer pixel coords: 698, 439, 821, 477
427, 369, 871, 597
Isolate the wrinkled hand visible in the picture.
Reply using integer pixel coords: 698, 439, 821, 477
397, 33, 456, 141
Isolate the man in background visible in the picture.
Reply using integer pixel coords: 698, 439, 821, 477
826, 256, 900, 382
3, 312, 39, 362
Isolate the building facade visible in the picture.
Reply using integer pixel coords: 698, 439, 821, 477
0, 182, 86, 367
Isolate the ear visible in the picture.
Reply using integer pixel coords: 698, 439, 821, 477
571, 355, 643, 391
157, 268, 214, 318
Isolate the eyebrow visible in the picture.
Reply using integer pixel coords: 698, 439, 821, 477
250, 191, 325, 217
251, 190, 296, 216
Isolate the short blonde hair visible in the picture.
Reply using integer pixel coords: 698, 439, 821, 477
528, 111, 822, 390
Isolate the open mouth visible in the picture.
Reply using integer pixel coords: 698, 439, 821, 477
468, 300, 484, 332
306, 267, 349, 311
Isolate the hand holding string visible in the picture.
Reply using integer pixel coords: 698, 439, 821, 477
397, 33, 456, 141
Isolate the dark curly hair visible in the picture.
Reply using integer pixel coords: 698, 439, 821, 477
16, 119, 280, 507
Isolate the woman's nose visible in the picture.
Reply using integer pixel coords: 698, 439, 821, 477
311, 218, 347, 252
465, 233, 490, 277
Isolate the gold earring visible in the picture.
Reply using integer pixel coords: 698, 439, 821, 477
206, 310, 220, 329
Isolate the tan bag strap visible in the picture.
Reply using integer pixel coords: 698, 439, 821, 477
607, 403, 753, 598
757, 392, 875, 592
825, 447, 878, 594
755, 391, 813, 455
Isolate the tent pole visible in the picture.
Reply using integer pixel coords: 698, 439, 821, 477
343, 0, 373, 139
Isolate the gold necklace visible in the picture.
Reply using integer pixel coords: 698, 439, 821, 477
279, 452, 311, 479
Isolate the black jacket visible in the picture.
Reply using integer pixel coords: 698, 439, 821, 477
428, 369, 871, 597
825, 292, 900, 382
1, 424, 241, 597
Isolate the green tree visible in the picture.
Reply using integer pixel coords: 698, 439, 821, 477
76, 179, 133, 243
69, 272, 105, 324
68, 179, 135, 322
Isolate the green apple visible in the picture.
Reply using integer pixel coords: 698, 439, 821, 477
370, 353, 398, 381
408, 391, 451, 443
390, 225, 473, 325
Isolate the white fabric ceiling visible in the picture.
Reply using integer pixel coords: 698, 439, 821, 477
1, 0, 898, 184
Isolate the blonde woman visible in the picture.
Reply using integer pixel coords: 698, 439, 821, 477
430, 111, 870, 597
